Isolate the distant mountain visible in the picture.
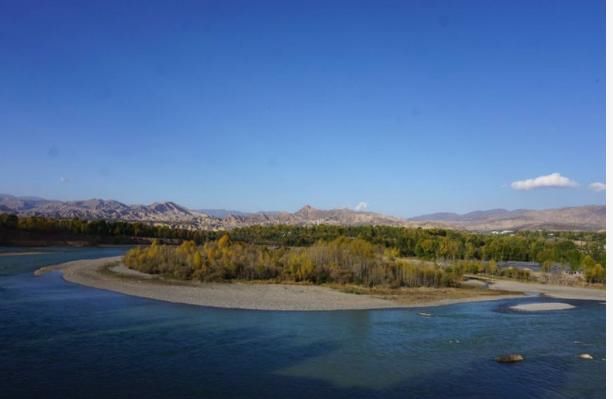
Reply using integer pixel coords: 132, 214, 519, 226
194, 209, 253, 218
0, 194, 58, 212
0, 195, 432, 230
409, 212, 463, 222
290, 205, 411, 226
196, 205, 427, 228
411, 209, 524, 222
409, 206, 605, 231
0, 195, 200, 225
0, 195, 605, 232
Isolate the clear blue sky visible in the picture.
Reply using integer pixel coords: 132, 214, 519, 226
0, 0, 605, 217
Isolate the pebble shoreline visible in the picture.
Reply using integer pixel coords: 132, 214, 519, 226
35, 256, 605, 311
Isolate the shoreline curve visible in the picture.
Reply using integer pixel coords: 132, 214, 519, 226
34, 256, 604, 311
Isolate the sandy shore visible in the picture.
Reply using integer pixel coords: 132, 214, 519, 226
488, 279, 605, 301
36, 257, 404, 310
34, 257, 605, 311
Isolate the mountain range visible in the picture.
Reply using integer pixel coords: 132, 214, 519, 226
0, 194, 605, 232
408, 206, 606, 232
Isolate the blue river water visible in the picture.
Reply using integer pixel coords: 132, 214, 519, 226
0, 247, 605, 398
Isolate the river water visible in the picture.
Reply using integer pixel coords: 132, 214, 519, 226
0, 247, 605, 398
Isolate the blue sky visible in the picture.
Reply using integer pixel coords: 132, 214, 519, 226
0, 0, 605, 217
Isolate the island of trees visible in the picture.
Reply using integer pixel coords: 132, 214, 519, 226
124, 235, 465, 287
124, 230, 605, 286
0, 213, 605, 284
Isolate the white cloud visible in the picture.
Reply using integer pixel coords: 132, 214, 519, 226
589, 182, 606, 192
354, 201, 368, 211
511, 173, 578, 191
59, 176, 68, 183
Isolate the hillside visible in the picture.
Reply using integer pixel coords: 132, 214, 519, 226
410, 206, 605, 232
0, 195, 605, 231
0, 195, 425, 230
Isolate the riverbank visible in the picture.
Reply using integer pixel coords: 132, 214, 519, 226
35, 256, 605, 311
488, 279, 605, 301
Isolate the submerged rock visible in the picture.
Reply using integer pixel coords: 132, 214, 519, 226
496, 354, 524, 363
578, 353, 593, 360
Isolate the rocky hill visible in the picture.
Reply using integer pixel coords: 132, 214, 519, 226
409, 206, 605, 232
0, 195, 201, 225
214, 205, 419, 228
0, 195, 423, 230
0, 195, 605, 231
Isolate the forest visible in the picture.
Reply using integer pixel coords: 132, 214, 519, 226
0, 213, 218, 244
125, 235, 466, 287
124, 232, 605, 286
228, 224, 606, 268
0, 214, 605, 283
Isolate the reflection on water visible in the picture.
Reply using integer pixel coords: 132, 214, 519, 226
0, 248, 605, 399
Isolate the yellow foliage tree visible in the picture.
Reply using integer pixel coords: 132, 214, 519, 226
218, 233, 230, 249
192, 251, 203, 269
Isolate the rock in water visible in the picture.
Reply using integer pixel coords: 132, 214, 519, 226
578, 353, 593, 360
496, 354, 524, 363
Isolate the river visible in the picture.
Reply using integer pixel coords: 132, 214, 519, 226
0, 247, 605, 398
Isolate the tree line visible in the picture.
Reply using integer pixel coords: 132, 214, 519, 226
0, 214, 217, 244
1, 214, 605, 278
229, 225, 605, 269
124, 235, 460, 288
